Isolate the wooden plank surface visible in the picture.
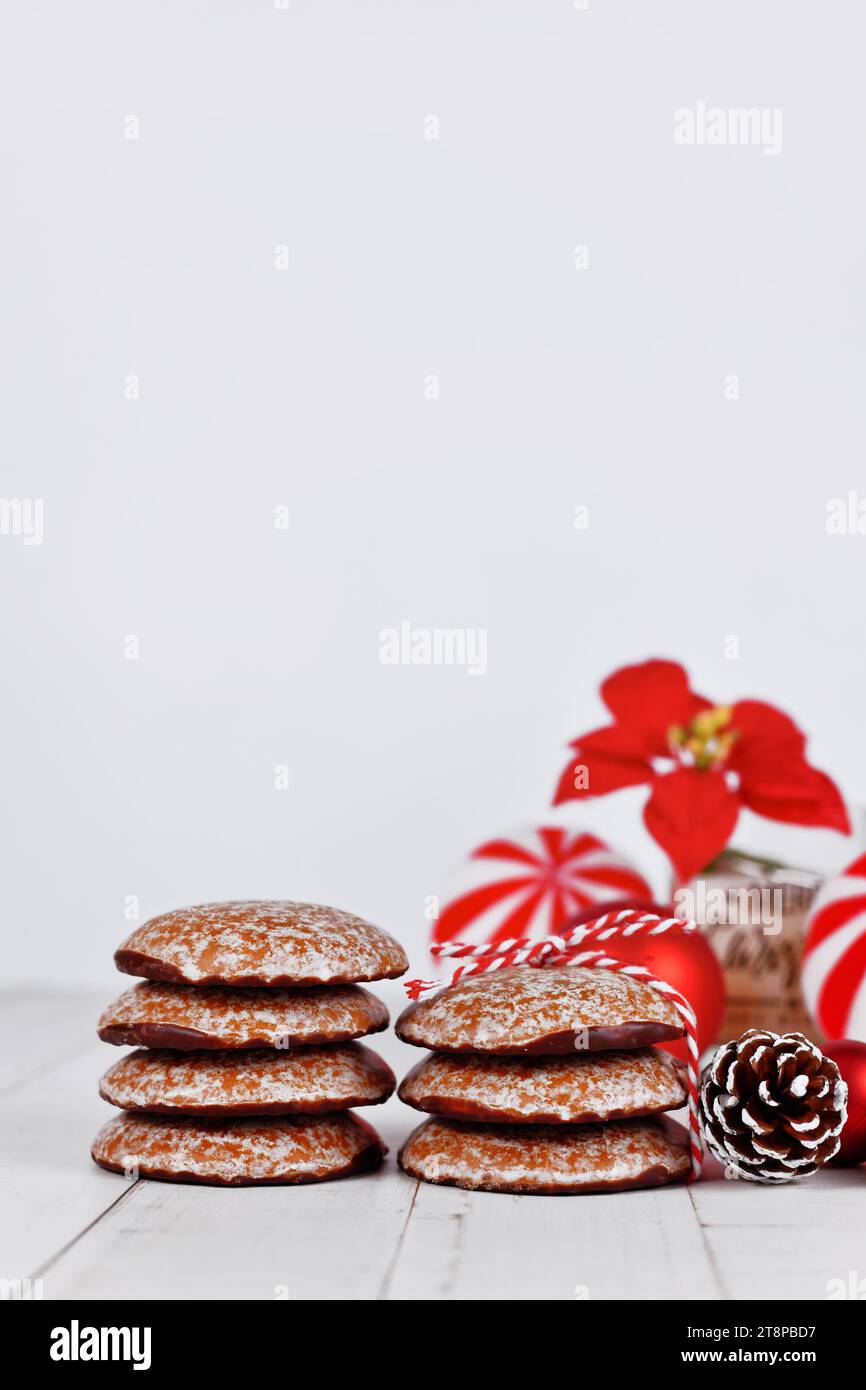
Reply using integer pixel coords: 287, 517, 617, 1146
0, 992, 131, 1278
386, 1178, 720, 1301
2, 989, 864, 1301
689, 1165, 866, 1301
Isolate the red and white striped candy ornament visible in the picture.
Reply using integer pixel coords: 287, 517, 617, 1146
407, 908, 703, 1180
802, 852, 866, 1041
431, 825, 653, 951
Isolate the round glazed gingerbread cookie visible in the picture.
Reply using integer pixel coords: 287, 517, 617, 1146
396, 966, 684, 1055
99, 1043, 396, 1116
399, 1116, 691, 1195
98, 981, 389, 1050
398, 1048, 687, 1125
92, 1111, 386, 1186
114, 901, 408, 987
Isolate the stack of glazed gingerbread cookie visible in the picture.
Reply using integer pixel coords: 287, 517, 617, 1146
92, 901, 408, 1186
396, 965, 692, 1194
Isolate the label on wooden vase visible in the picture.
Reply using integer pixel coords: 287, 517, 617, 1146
676, 852, 821, 1043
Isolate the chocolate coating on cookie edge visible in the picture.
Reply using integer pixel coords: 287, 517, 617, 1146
98, 1019, 389, 1050
113, 900, 409, 987
114, 948, 407, 988
91, 1111, 387, 1187
98, 980, 390, 1051
398, 1115, 690, 1195
395, 1010, 682, 1055
398, 1091, 681, 1126
93, 1140, 384, 1187
398, 1155, 683, 1196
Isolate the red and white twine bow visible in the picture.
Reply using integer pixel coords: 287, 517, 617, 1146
405, 908, 703, 1180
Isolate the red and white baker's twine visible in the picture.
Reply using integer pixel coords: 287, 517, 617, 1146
405, 908, 703, 1180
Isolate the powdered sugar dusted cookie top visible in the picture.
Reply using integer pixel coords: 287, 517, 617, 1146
98, 981, 389, 1050
99, 1043, 395, 1116
114, 901, 408, 987
399, 1116, 690, 1194
398, 1048, 686, 1124
92, 1111, 385, 1186
396, 966, 683, 1055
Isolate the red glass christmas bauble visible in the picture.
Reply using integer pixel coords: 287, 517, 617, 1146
567, 899, 726, 1064
821, 1040, 866, 1166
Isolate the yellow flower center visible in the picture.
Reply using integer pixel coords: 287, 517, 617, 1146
668, 704, 737, 770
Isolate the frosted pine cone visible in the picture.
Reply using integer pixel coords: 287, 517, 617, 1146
700, 1029, 847, 1183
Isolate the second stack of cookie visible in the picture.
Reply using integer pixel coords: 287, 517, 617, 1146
396, 965, 692, 1194
92, 900, 408, 1186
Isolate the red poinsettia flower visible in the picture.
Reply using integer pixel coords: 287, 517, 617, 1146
553, 659, 850, 883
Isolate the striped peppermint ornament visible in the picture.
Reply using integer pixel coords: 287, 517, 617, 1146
431, 825, 652, 950
802, 851, 866, 1041
407, 908, 703, 1180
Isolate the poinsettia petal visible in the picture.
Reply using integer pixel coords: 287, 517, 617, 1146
576, 723, 662, 762
728, 700, 806, 781
643, 767, 740, 884
552, 746, 653, 803
739, 762, 850, 833
726, 701, 850, 832
601, 659, 709, 754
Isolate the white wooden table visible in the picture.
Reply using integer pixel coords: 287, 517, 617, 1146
3, 987, 864, 1301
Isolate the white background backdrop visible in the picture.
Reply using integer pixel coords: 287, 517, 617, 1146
3, 0, 865, 990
